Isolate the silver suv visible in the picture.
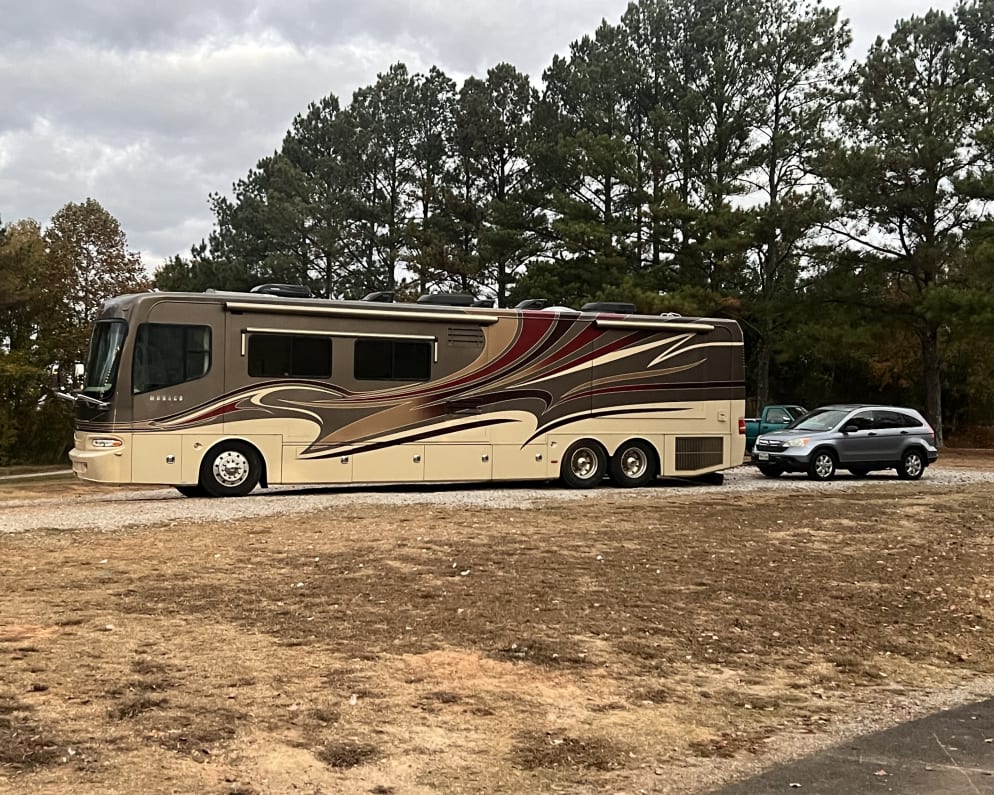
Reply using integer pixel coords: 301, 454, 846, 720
751, 404, 938, 481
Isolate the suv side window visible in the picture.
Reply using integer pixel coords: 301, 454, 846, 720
874, 410, 920, 429
873, 411, 900, 429
848, 411, 874, 431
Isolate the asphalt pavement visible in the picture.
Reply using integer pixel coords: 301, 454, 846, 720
712, 697, 994, 794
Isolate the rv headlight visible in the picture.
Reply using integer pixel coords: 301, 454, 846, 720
91, 437, 123, 449
785, 437, 809, 448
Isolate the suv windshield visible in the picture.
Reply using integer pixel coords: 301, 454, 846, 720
81, 320, 127, 400
788, 408, 849, 432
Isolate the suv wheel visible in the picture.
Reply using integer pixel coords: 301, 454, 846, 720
807, 450, 836, 481
897, 448, 925, 480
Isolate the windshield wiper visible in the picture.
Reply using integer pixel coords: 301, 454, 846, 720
56, 391, 111, 410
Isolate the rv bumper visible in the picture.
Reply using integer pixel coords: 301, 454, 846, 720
69, 432, 132, 483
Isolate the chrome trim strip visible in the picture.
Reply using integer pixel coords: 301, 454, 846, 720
225, 301, 499, 325
595, 319, 717, 332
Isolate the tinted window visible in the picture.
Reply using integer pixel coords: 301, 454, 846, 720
847, 411, 874, 431
133, 323, 211, 394
248, 334, 331, 378
893, 412, 922, 428
354, 339, 431, 381
873, 411, 904, 429
766, 408, 790, 423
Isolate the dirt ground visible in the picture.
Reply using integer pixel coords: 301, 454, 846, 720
2, 451, 993, 794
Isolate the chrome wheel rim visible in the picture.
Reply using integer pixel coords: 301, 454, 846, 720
213, 450, 250, 488
569, 447, 599, 480
620, 447, 648, 479
904, 453, 923, 478
814, 454, 833, 479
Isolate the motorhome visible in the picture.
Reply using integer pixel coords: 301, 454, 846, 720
67, 287, 747, 497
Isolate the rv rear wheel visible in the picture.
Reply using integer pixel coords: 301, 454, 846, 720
560, 440, 607, 489
200, 441, 262, 498
609, 440, 657, 487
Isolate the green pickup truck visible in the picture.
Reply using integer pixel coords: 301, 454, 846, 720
743, 404, 807, 452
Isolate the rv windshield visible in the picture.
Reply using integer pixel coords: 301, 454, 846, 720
81, 320, 127, 400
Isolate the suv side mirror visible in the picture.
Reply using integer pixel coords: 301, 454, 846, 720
842, 423, 860, 433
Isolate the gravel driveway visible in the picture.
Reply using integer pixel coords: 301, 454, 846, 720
3, 464, 992, 534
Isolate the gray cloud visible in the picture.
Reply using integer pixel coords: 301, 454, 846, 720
0, 0, 956, 269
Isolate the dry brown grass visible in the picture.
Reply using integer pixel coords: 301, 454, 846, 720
1, 451, 993, 793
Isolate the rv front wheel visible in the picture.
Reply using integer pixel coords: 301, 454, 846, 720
560, 440, 606, 489
201, 441, 262, 498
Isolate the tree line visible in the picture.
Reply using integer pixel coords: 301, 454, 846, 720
3, 0, 994, 464
0, 201, 147, 463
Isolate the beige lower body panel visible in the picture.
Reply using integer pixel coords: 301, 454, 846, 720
491, 443, 551, 480
71, 399, 745, 487
280, 447, 353, 484
352, 445, 425, 483
424, 444, 492, 482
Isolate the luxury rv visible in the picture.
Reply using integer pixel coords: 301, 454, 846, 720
67, 286, 747, 497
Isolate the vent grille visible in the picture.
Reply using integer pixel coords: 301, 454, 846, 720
675, 437, 724, 471
447, 327, 484, 347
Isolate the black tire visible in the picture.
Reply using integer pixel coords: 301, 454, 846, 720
807, 449, 836, 481
897, 448, 925, 480
560, 440, 607, 489
848, 467, 870, 478
199, 441, 262, 498
174, 485, 207, 498
757, 464, 784, 478
608, 440, 657, 487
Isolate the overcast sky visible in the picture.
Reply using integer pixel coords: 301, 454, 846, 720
0, 0, 957, 272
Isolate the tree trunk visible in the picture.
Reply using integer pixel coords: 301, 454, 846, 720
921, 325, 943, 447
756, 336, 771, 410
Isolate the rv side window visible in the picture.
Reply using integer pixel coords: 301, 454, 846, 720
354, 339, 431, 381
248, 334, 332, 378
133, 323, 211, 394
